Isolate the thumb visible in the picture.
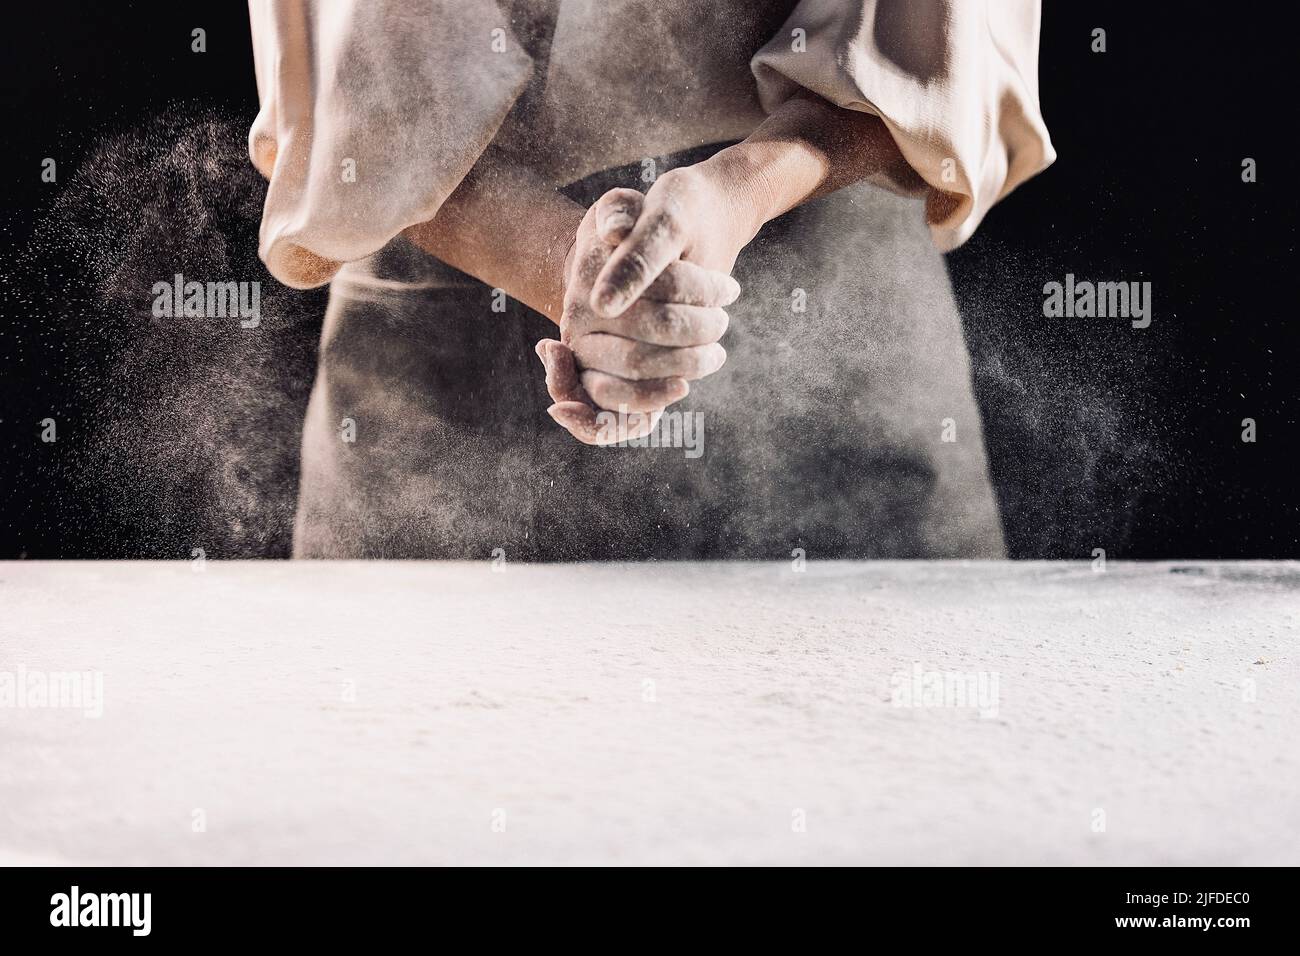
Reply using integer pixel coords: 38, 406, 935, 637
535, 338, 589, 405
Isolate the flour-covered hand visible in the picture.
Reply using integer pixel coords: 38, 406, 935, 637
536, 187, 739, 445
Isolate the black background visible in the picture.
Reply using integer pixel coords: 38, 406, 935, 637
1, 1, 1295, 558
0, 865, 1285, 942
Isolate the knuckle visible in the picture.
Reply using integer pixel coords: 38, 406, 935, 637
585, 374, 622, 408
577, 245, 608, 283
650, 270, 680, 302
644, 205, 684, 246
570, 333, 600, 366
656, 167, 698, 197
657, 347, 683, 379
655, 305, 688, 338
561, 303, 588, 334
625, 342, 652, 378
657, 206, 683, 237
632, 380, 657, 403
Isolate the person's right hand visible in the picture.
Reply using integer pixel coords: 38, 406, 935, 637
536, 188, 740, 445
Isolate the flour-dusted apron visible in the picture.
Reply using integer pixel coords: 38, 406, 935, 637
292, 146, 1005, 559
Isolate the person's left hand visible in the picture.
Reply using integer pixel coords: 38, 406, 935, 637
587, 164, 759, 319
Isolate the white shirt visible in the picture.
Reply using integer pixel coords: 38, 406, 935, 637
249, 0, 1055, 288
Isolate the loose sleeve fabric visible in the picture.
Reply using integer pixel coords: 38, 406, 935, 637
751, 0, 1055, 250
247, 0, 533, 288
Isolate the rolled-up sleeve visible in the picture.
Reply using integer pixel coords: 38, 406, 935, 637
247, 0, 533, 288
751, 0, 1055, 250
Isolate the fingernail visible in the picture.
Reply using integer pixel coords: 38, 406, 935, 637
601, 211, 634, 235
547, 406, 587, 434
535, 340, 549, 360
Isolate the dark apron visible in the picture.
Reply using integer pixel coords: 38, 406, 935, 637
293, 146, 1005, 559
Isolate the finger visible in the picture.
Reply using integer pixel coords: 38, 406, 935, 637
644, 259, 741, 309
590, 199, 688, 317
535, 339, 589, 405
580, 369, 689, 413
545, 401, 604, 444
570, 238, 612, 295
536, 340, 664, 443
593, 188, 644, 246
573, 333, 727, 382
589, 300, 729, 347
547, 402, 661, 446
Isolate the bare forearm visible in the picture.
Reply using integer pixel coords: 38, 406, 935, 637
404, 95, 911, 325
403, 146, 584, 323
693, 91, 922, 245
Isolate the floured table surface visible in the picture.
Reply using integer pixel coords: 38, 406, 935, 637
1, 560, 1297, 865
